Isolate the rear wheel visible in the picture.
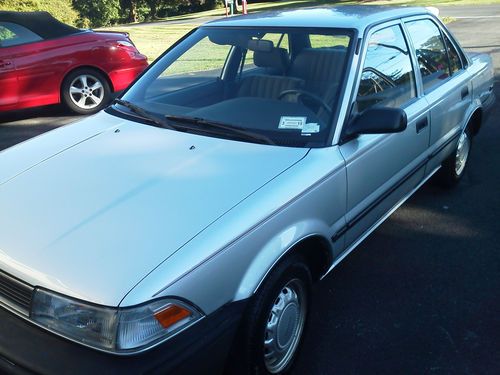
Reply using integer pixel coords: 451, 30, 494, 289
61, 69, 111, 114
435, 127, 472, 187
227, 255, 311, 374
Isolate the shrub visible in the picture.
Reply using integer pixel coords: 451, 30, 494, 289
0, 0, 79, 25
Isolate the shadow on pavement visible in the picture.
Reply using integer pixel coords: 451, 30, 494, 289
0, 105, 77, 125
0, 105, 84, 151
293, 80, 500, 374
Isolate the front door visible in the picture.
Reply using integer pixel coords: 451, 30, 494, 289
0, 21, 44, 111
0, 23, 19, 110
339, 22, 430, 247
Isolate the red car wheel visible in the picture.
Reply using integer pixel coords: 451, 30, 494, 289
61, 69, 111, 115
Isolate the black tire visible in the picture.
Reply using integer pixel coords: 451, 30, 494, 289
61, 68, 111, 115
226, 255, 312, 375
434, 127, 473, 188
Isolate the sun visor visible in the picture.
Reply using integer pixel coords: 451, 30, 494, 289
208, 32, 249, 47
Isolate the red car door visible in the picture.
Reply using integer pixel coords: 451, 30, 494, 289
0, 21, 52, 112
0, 23, 19, 109
0, 55, 17, 110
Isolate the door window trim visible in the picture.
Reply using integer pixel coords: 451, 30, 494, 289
339, 19, 418, 144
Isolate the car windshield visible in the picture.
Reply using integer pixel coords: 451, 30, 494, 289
114, 26, 354, 147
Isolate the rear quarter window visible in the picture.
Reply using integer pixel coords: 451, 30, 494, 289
443, 33, 463, 75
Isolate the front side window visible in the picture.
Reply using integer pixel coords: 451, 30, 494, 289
356, 25, 416, 112
406, 19, 450, 93
116, 27, 354, 147
0, 22, 42, 47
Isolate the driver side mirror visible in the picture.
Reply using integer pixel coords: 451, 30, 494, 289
344, 107, 407, 138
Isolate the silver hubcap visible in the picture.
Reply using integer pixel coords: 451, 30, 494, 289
264, 279, 306, 374
69, 74, 104, 109
455, 131, 470, 176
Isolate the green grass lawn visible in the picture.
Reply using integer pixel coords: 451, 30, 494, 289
100, 0, 499, 61
107, 24, 196, 62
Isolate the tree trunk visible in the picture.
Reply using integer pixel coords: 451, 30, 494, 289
128, 0, 138, 23
149, 0, 157, 19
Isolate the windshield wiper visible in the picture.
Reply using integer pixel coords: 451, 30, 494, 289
113, 99, 177, 130
164, 114, 275, 145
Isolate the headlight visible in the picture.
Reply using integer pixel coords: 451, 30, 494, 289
30, 288, 203, 353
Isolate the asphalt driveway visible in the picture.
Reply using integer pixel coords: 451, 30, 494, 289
293, 12, 500, 375
0, 6, 499, 374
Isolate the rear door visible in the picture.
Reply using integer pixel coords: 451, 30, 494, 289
339, 21, 430, 247
403, 17, 472, 174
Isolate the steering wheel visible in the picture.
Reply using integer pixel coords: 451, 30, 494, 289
278, 89, 332, 116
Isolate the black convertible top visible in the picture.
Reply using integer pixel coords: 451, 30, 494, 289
0, 11, 80, 39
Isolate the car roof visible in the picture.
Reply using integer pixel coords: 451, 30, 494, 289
0, 11, 80, 39
205, 5, 431, 31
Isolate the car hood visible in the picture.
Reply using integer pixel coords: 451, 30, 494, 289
0, 112, 308, 306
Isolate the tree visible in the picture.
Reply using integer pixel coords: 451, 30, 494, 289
72, 0, 120, 28
0, 0, 79, 25
145, 0, 159, 19
120, 0, 140, 23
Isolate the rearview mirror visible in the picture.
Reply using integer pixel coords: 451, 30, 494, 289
345, 107, 407, 138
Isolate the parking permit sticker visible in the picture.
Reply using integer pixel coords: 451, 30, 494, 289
302, 123, 320, 134
278, 116, 306, 130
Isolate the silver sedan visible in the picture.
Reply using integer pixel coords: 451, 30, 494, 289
0, 5, 495, 375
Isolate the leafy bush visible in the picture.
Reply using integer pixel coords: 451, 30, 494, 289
72, 0, 121, 28
0, 0, 79, 25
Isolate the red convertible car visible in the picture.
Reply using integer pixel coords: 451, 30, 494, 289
0, 11, 148, 114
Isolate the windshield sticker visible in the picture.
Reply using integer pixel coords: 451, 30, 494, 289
302, 123, 320, 134
278, 116, 306, 130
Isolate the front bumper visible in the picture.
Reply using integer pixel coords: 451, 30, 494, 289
0, 300, 247, 375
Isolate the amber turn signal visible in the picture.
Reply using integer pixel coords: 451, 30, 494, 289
154, 304, 192, 329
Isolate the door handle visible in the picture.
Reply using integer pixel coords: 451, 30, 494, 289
0, 61, 13, 68
416, 117, 428, 134
461, 86, 469, 100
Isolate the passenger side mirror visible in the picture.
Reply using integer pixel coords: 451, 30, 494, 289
345, 107, 407, 138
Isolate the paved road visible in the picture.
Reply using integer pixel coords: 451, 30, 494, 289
0, 5, 499, 374
440, 4, 500, 18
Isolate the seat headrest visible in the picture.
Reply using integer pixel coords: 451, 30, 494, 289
247, 39, 273, 52
253, 48, 290, 74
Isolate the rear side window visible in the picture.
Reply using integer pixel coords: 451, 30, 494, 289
309, 34, 350, 48
356, 25, 416, 112
405, 19, 450, 93
0, 22, 42, 47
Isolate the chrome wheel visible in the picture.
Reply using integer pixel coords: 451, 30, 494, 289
455, 131, 471, 176
263, 279, 307, 373
68, 74, 104, 110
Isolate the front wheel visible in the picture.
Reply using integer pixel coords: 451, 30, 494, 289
61, 69, 111, 115
435, 127, 472, 187
227, 255, 311, 374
